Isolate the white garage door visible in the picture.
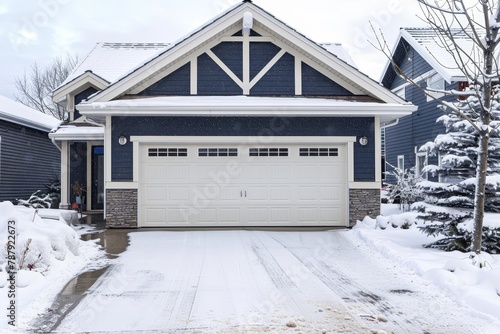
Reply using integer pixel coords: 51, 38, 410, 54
139, 143, 347, 227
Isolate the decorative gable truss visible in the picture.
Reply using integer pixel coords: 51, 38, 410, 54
127, 27, 361, 98
87, 2, 394, 103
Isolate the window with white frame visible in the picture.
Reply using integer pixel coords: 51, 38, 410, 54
426, 72, 445, 101
415, 152, 428, 179
397, 155, 404, 170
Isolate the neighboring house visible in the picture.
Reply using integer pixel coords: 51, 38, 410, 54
51, 1, 415, 228
0, 95, 61, 202
380, 27, 469, 183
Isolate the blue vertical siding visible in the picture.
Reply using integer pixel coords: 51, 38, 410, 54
197, 53, 243, 95
302, 63, 354, 96
0, 120, 60, 202
111, 116, 375, 182
138, 63, 190, 96
250, 52, 295, 96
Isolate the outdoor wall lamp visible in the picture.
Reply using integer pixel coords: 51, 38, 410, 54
359, 136, 368, 146
118, 135, 128, 145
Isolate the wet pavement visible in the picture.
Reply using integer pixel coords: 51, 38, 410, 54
31, 213, 130, 333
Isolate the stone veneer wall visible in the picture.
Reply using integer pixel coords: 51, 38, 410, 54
106, 189, 138, 228
349, 189, 380, 226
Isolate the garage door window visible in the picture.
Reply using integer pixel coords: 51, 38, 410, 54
148, 148, 187, 157
299, 148, 339, 156
199, 148, 238, 157
249, 148, 288, 156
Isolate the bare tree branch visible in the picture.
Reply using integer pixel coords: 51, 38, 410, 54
14, 53, 80, 120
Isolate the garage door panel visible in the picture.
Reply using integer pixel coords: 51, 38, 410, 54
194, 208, 218, 223
145, 208, 166, 224
168, 186, 190, 201
270, 208, 290, 222
145, 186, 166, 201
140, 143, 348, 227
146, 165, 166, 181
268, 186, 291, 201
246, 186, 268, 201
247, 207, 268, 222
219, 208, 241, 222
167, 165, 191, 179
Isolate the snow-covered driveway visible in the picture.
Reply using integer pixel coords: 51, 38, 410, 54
53, 230, 497, 333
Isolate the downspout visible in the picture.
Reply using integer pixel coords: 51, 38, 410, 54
381, 118, 399, 129
51, 136, 62, 152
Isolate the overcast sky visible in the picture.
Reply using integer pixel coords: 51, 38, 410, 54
0, 0, 423, 100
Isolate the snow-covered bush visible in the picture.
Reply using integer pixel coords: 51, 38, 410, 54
16, 175, 61, 209
0, 201, 81, 276
385, 165, 423, 212
415, 204, 500, 253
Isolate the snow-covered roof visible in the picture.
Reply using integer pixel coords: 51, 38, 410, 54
49, 125, 104, 141
78, 96, 415, 123
59, 43, 170, 88
320, 43, 357, 68
382, 27, 473, 84
0, 95, 61, 132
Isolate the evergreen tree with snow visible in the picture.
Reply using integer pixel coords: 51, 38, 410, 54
419, 85, 500, 213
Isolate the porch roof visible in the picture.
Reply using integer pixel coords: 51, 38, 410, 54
49, 125, 104, 141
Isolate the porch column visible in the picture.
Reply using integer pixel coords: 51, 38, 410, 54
60, 141, 70, 209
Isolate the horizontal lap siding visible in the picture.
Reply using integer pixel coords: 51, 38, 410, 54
211, 42, 243, 81
391, 48, 432, 89
250, 52, 295, 96
138, 63, 190, 96
198, 53, 243, 95
385, 79, 458, 182
0, 120, 60, 202
302, 63, 354, 96
111, 116, 375, 182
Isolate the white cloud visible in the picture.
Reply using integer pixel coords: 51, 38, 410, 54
0, 5, 7, 15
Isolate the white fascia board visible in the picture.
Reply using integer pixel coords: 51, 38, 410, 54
130, 135, 356, 144
49, 128, 104, 141
53, 72, 109, 103
78, 101, 416, 123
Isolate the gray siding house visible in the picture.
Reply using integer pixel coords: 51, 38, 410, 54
380, 28, 469, 183
0, 95, 61, 202
51, 1, 415, 228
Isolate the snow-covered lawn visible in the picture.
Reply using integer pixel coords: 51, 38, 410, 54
0, 201, 107, 332
354, 204, 500, 321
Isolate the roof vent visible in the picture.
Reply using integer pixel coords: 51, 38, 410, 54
243, 12, 253, 36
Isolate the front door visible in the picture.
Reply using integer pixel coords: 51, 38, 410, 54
92, 146, 104, 210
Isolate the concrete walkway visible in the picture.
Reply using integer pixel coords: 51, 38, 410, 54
30, 229, 498, 333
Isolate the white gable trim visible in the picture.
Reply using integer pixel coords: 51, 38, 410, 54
53, 71, 109, 103
87, 2, 409, 105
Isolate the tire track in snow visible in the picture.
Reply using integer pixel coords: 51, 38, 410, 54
268, 232, 417, 332
173, 234, 206, 325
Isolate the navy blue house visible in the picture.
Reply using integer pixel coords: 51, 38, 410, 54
0, 95, 61, 203
51, 1, 415, 228
381, 28, 468, 183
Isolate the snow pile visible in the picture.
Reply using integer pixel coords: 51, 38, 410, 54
0, 201, 106, 329
353, 205, 500, 321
